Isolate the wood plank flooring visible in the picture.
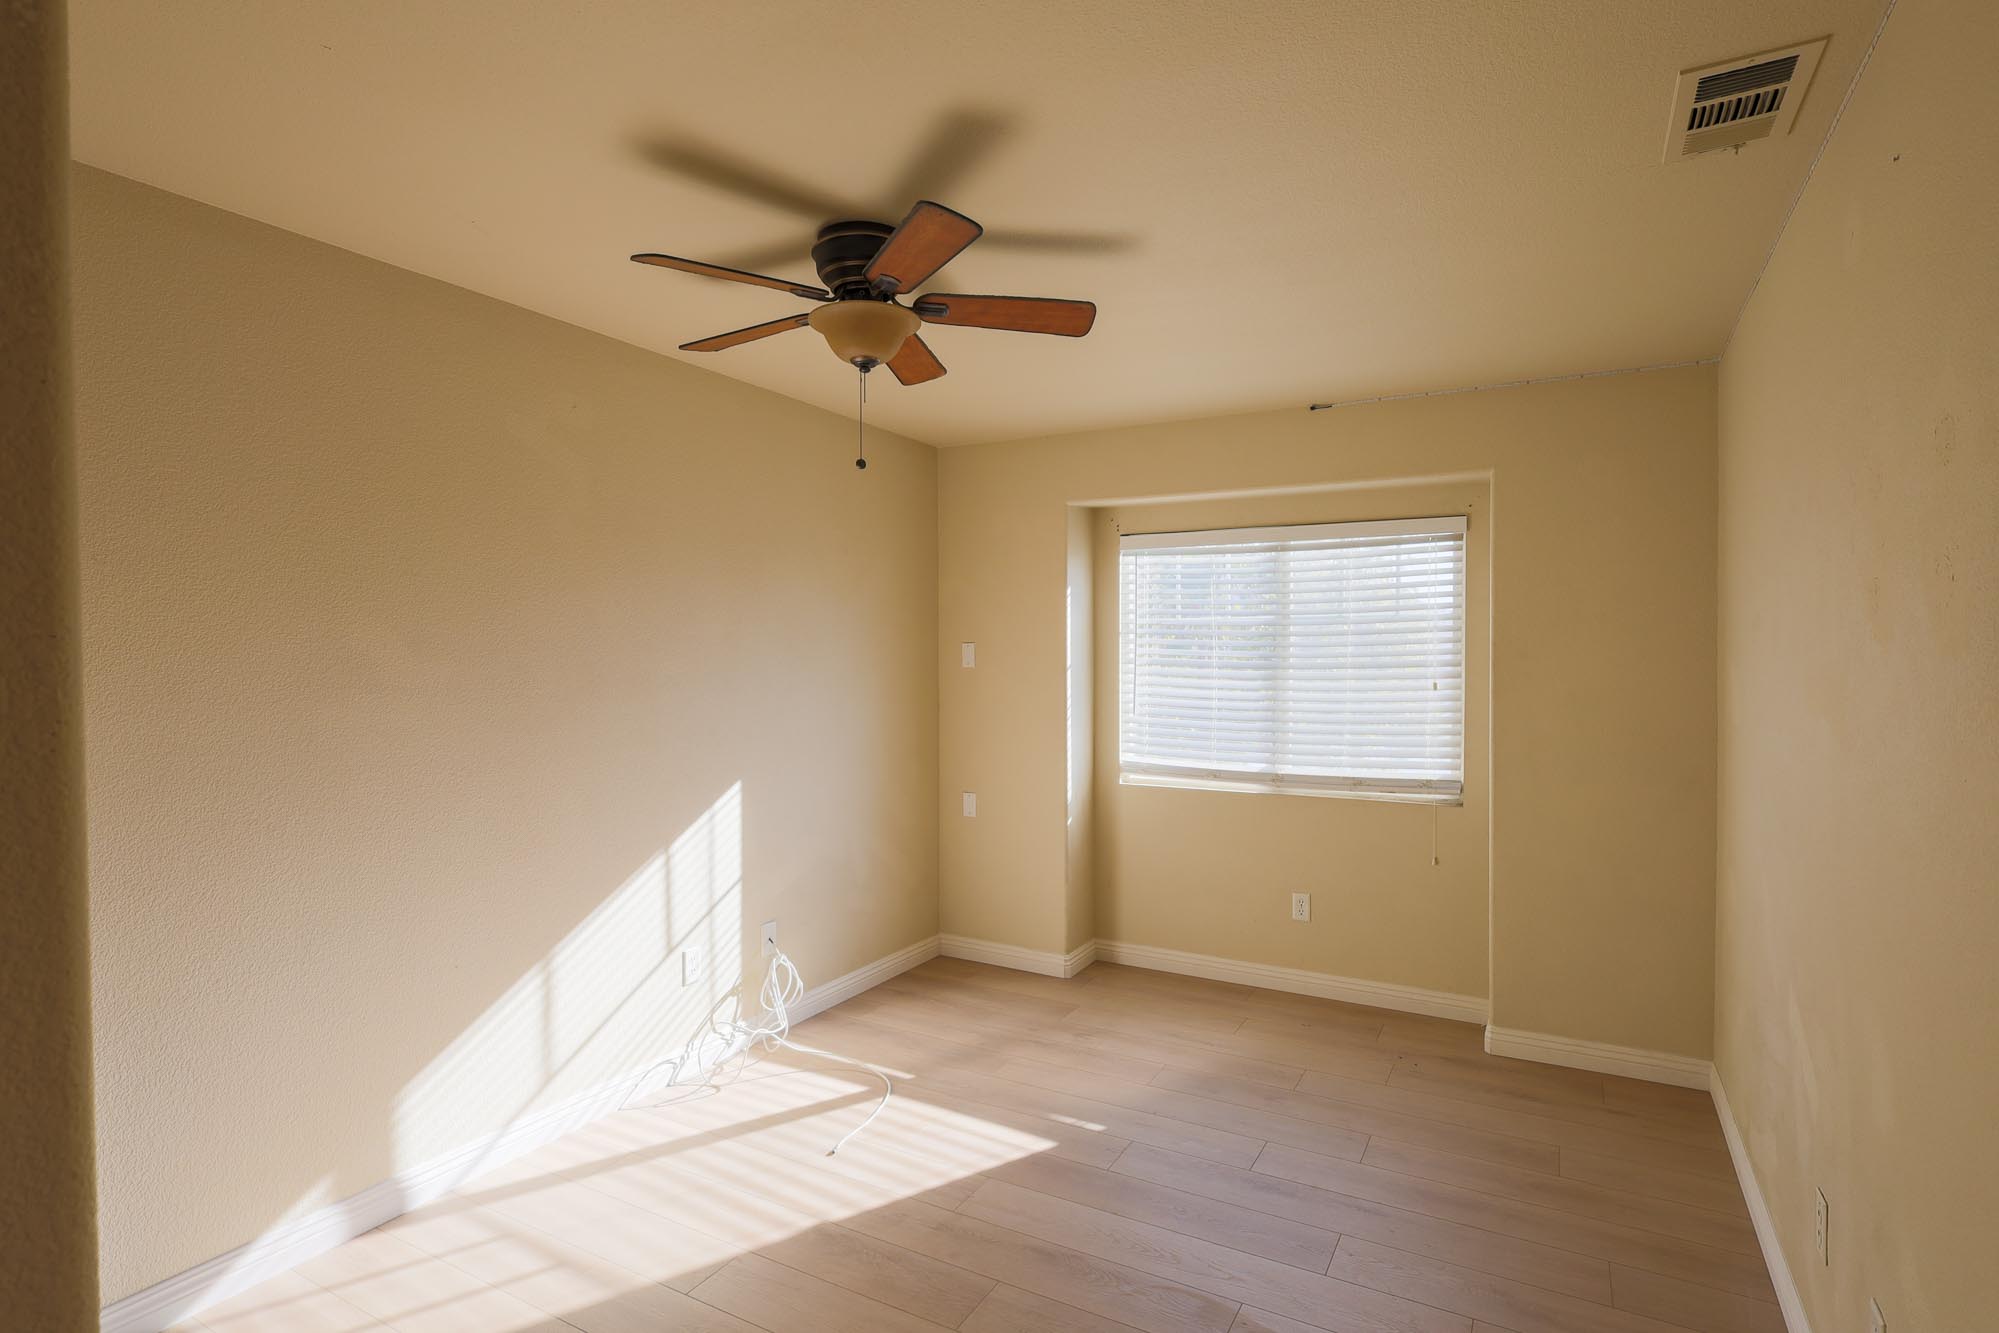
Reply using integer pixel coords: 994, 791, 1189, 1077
174, 959, 1779, 1333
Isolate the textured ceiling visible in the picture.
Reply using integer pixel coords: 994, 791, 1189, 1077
70, 0, 1884, 446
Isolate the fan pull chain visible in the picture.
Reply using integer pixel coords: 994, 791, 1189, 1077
855, 366, 869, 470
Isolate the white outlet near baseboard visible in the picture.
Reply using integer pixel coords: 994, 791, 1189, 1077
1291, 893, 1311, 922
1814, 1188, 1829, 1265
761, 920, 778, 957
1869, 1297, 1886, 1333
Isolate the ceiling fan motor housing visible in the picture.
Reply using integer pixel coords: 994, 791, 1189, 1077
811, 220, 896, 299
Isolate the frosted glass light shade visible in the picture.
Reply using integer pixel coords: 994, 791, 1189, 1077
808, 300, 920, 367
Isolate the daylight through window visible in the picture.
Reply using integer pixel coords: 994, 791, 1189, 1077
1119, 516, 1467, 800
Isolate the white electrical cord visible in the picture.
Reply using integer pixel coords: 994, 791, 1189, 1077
623, 947, 893, 1156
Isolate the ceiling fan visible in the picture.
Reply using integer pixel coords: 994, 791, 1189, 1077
631, 199, 1097, 387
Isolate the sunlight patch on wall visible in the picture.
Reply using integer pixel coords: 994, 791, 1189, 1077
391, 784, 746, 1174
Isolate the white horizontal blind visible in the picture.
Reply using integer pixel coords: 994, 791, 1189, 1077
1119, 516, 1466, 799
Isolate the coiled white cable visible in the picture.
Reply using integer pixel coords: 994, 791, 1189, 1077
624, 947, 892, 1156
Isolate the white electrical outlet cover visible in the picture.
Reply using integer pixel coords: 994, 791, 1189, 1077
1291, 892, 1311, 922
761, 920, 777, 957
961, 642, 976, 667
1868, 1298, 1885, 1333
962, 792, 977, 817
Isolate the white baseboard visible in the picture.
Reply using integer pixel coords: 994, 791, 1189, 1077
1481, 1025, 1712, 1090
936, 933, 1483, 1022
99, 934, 941, 1333
939, 933, 1095, 978
794, 934, 941, 1020
1094, 939, 1489, 1024
1711, 1068, 1812, 1332
99, 1065, 651, 1333
894, 937, 1719, 1098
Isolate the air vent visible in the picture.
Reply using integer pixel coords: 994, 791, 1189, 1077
1664, 38, 1827, 161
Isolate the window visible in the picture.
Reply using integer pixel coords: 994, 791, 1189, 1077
1118, 516, 1466, 801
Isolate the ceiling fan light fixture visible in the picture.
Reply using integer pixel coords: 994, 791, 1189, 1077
808, 300, 920, 368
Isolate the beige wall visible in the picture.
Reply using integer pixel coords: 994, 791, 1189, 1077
1062, 506, 1097, 952
1, 2, 101, 1324
73, 167, 939, 1302
1714, 0, 1999, 1326
1087, 483, 1490, 999
940, 366, 1717, 1054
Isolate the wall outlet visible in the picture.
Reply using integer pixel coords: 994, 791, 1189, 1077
1869, 1298, 1886, 1333
680, 948, 703, 987
1291, 892, 1311, 922
761, 920, 778, 957
961, 642, 976, 668
962, 791, 977, 817
1814, 1188, 1829, 1265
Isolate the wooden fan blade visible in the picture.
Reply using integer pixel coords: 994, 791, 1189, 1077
865, 201, 982, 296
678, 313, 812, 352
632, 253, 829, 301
885, 335, 946, 386
912, 294, 1096, 337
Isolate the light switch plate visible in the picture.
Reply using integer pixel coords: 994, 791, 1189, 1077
962, 792, 977, 817
961, 642, 976, 668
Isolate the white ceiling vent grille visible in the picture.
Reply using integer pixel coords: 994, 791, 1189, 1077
1665, 38, 1827, 161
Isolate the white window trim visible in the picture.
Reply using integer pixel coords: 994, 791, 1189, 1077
1117, 514, 1468, 804
1120, 767, 1465, 805
1118, 515, 1467, 550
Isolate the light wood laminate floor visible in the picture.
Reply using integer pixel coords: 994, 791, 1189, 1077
173, 959, 1780, 1333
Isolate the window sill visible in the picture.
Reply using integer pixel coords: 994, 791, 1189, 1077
1119, 772, 1464, 806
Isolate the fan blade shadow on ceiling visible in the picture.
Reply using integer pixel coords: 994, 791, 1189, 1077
631, 106, 1137, 275
708, 235, 827, 274
630, 133, 861, 220
884, 107, 1013, 206
712, 225, 1136, 278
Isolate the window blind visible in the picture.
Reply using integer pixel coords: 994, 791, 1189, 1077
1118, 516, 1466, 800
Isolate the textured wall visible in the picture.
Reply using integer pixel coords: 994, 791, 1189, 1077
1715, 0, 1999, 1325
74, 167, 939, 1302
940, 368, 1717, 1056
1088, 482, 1491, 1000
0, 1, 102, 1324
1062, 505, 1096, 953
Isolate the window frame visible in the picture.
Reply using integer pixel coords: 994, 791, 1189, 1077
1116, 514, 1468, 805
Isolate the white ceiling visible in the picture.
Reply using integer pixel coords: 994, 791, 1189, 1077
70, 0, 1884, 446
